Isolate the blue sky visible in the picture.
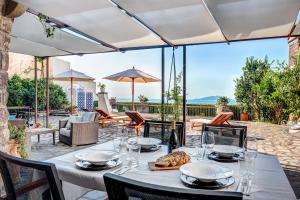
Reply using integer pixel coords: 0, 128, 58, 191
58, 38, 288, 100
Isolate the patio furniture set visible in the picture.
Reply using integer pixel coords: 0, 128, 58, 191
0, 120, 296, 200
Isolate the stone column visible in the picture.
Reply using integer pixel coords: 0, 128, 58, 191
0, 0, 25, 153
288, 37, 300, 66
0, 2, 13, 153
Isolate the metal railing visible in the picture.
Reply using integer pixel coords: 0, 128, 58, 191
112, 102, 243, 120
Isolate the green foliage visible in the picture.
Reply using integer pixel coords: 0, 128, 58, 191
8, 75, 68, 110
235, 55, 300, 124
161, 72, 183, 122
38, 13, 56, 38
216, 96, 229, 106
138, 94, 149, 103
8, 124, 28, 159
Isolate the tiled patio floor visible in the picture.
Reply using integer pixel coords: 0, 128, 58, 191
29, 116, 300, 198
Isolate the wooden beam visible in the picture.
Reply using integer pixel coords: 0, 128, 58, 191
34, 57, 38, 124
45, 57, 49, 128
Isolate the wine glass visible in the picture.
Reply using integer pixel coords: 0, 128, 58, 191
201, 131, 215, 159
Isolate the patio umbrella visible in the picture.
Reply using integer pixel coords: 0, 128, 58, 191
51, 69, 94, 114
103, 67, 160, 110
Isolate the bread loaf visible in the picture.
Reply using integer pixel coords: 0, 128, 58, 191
155, 151, 191, 167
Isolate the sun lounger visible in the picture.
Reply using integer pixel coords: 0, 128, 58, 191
190, 112, 233, 129
95, 109, 129, 127
125, 111, 145, 135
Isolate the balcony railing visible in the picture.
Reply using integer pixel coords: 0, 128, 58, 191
112, 102, 243, 120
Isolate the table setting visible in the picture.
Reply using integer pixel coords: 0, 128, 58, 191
46, 128, 297, 200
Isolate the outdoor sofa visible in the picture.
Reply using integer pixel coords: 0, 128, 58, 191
59, 112, 99, 146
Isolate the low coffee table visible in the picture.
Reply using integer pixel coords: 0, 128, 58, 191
27, 128, 57, 145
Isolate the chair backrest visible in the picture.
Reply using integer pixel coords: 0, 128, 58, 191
211, 112, 233, 125
0, 151, 65, 200
104, 173, 242, 200
125, 111, 144, 125
144, 120, 184, 146
95, 109, 110, 118
81, 112, 98, 122
202, 124, 247, 148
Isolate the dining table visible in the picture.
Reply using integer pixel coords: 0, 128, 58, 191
46, 140, 297, 200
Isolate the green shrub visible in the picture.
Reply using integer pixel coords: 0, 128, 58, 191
8, 124, 28, 159
8, 75, 68, 110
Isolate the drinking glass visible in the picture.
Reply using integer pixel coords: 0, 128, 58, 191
201, 131, 215, 159
127, 138, 141, 167
240, 137, 257, 194
113, 136, 122, 153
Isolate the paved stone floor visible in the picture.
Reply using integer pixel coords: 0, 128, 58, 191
29, 116, 300, 199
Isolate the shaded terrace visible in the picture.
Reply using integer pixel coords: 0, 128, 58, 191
3, 0, 300, 199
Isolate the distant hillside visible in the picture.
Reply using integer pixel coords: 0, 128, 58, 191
187, 96, 236, 105
116, 96, 236, 105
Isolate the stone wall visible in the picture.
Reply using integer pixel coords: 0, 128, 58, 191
0, 0, 25, 153
0, 1, 13, 153
288, 37, 300, 66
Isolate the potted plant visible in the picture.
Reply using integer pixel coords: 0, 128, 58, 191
97, 82, 106, 93
138, 94, 149, 113
239, 103, 250, 121
216, 96, 231, 114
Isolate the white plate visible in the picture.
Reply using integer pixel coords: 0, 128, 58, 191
180, 161, 233, 182
213, 145, 244, 157
75, 151, 119, 165
129, 137, 161, 147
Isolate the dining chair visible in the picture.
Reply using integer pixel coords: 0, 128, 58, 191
202, 124, 247, 148
104, 173, 243, 200
143, 120, 184, 146
0, 151, 65, 200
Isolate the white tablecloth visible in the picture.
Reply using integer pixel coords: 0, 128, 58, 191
46, 141, 296, 200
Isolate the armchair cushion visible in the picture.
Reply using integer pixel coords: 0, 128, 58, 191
81, 112, 96, 122
66, 115, 82, 129
60, 128, 71, 137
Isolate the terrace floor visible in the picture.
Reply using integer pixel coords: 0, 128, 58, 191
29, 114, 300, 198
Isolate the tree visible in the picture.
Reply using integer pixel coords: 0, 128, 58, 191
234, 57, 272, 120
235, 55, 300, 124
7, 75, 68, 110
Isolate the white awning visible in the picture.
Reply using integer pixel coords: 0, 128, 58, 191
11, 0, 300, 56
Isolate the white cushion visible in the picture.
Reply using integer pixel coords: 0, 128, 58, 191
60, 128, 71, 137
190, 118, 212, 124
290, 124, 300, 130
81, 112, 96, 122
66, 115, 82, 129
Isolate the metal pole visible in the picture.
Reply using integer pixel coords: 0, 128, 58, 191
71, 77, 73, 114
132, 78, 135, 111
182, 46, 187, 145
46, 57, 49, 128
34, 57, 38, 124
161, 47, 165, 121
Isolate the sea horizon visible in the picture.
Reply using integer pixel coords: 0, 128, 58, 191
115, 96, 237, 105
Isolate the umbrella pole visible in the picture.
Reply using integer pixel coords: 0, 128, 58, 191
132, 78, 135, 111
71, 77, 73, 114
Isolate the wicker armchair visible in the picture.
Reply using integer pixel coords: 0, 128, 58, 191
59, 112, 99, 146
